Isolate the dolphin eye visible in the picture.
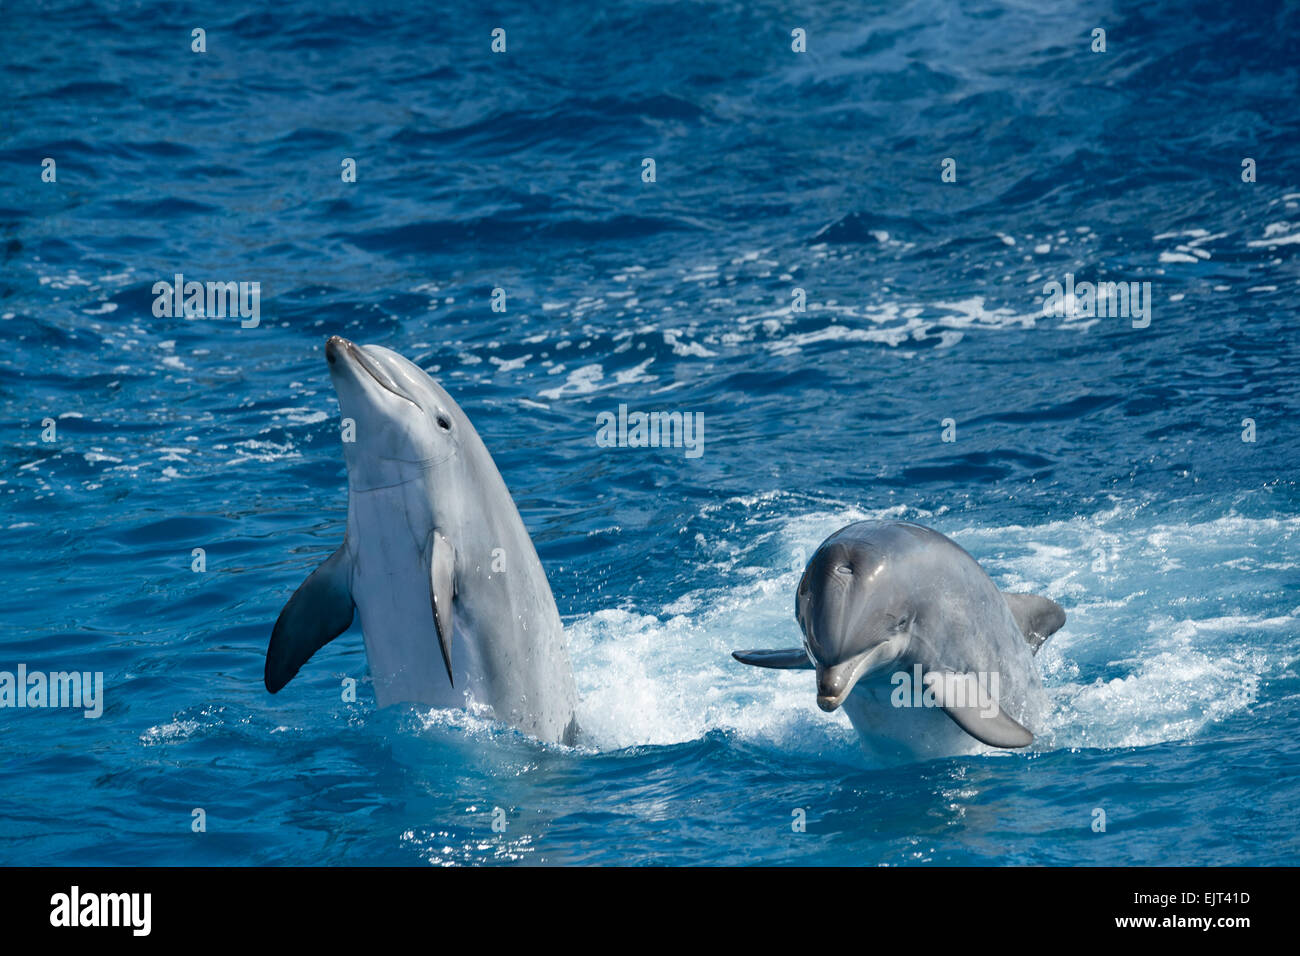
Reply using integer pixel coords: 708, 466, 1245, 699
835, 564, 853, 575
436, 415, 451, 431
892, 615, 910, 631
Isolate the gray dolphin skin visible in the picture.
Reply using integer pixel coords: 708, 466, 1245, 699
265, 336, 580, 745
733, 520, 1065, 762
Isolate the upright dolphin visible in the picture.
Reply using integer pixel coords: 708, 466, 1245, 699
733, 520, 1065, 763
265, 336, 580, 745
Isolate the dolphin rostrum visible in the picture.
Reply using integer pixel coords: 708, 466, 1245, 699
265, 336, 580, 745
733, 520, 1065, 762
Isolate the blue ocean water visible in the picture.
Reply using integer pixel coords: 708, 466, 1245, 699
1, 0, 1297, 866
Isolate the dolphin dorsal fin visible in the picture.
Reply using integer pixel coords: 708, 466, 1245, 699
1001, 592, 1066, 654
426, 530, 456, 686
265, 545, 355, 692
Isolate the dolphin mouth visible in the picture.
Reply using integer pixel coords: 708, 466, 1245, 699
326, 335, 417, 407
817, 692, 849, 712
814, 640, 897, 712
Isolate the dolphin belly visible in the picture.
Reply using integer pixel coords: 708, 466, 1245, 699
349, 495, 474, 711
355, 596, 474, 712
348, 481, 577, 741
841, 677, 987, 764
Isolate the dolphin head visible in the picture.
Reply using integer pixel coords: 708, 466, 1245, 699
797, 536, 913, 712
325, 336, 465, 490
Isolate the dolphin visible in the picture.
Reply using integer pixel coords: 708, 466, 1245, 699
733, 520, 1065, 762
265, 336, 580, 745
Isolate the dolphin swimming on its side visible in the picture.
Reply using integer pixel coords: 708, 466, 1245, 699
265, 336, 580, 745
733, 520, 1065, 763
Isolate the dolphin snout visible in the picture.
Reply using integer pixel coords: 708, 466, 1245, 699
326, 335, 352, 365
816, 670, 850, 712
813, 641, 898, 712
325, 336, 416, 408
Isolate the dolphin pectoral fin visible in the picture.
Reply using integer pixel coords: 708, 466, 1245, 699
427, 529, 456, 687
266, 546, 355, 693
1001, 592, 1066, 654
923, 671, 1034, 749
731, 648, 815, 669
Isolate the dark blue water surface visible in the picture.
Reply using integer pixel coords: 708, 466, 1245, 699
1, 0, 1297, 865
